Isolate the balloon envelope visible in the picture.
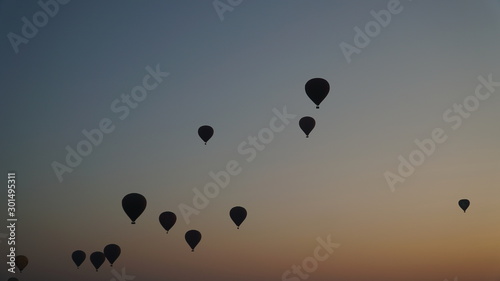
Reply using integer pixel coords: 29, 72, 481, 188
104, 244, 121, 266
122, 193, 147, 224
72, 250, 86, 269
305, 78, 330, 109
230, 206, 247, 229
159, 211, 177, 233
299, 116, 316, 138
458, 199, 470, 212
15, 255, 28, 272
198, 125, 214, 145
90, 252, 105, 272
185, 230, 202, 252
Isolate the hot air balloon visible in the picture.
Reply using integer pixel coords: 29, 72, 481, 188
305, 78, 330, 109
122, 193, 147, 224
185, 230, 201, 252
159, 211, 177, 234
90, 252, 105, 272
458, 199, 470, 213
7, 278, 19, 281
72, 250, 86, 269
230, 206, 247, 229
198, 125, 214, 145
299, 116, 316, 138
15, 255, 28, 273
104, 244, 121, 267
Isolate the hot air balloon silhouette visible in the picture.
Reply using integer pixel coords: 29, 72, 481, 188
230, 206, 247, 229
90, 252, 105, 272
305, 78, 330, 109
104, 244, 121, 267
299, 116, 316, 138
185, 230, 202, 252
198, 125, 214, 145
122, 193, 147, 224
159, 211, 177, 234
15, 255, 28, 273
458, 199, 470, 213
72, 250, 86, 269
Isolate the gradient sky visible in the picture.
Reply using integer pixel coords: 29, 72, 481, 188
2, 1, 500, 280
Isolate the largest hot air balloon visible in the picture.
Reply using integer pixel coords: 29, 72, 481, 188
122, 193, 147, 224
159, 211, 177, 234
15, 255, 28, 273
299, 116, 316, 138
90, 252, 105, 272
458, 199, 470, 213
230, 206, 247, 229
305, 78, 330, 109
185, 230, 202, 252
72, 250, 86, 269
104, 244, 121, 267
198, 125, 214, 145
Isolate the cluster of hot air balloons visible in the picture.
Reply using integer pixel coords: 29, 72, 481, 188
303, 79, 472, 217
197, 78, 330, 142
196, 79, 470, 218
185, 230, 202, 252
122, 193, 247, 252
458, 199, 470, 213
71, 244, 121, 272
144, 78, 327, 255
312, 75, 471, 214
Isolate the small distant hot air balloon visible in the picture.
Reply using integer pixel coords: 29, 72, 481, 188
198, 125, 214, 145
458, 199, 470, 213
230, 206, 247, 229
104, 244, 121, 267
305, 78, 330, 109
15, 255, 28, 273
159, 211, 177, 234
122, 193, 147, 224
185, 230, 202, 252
72, 250, 86, 269
299, 116, 316, 138
90, 252, 105, 272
